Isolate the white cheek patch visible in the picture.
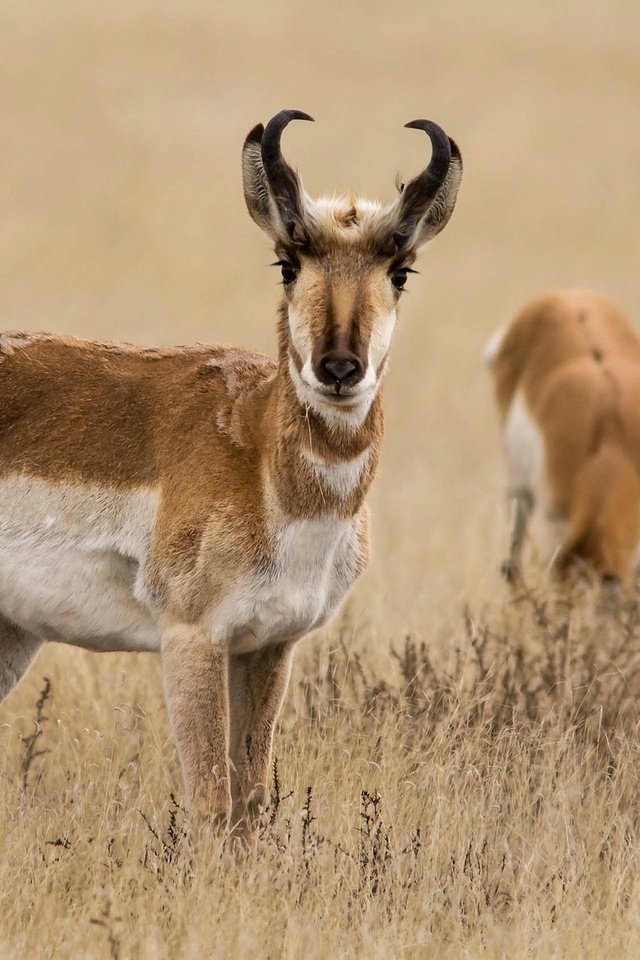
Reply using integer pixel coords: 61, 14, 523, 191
359, 310, 396, 391
368, 310, 397, 370
300, 358, 323, 391
288, 354, 317, 403
288, 306, 313, 366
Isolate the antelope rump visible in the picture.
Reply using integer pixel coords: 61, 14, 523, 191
487, 289, 640, 589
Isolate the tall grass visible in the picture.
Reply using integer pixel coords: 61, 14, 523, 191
3, 585, 640, 958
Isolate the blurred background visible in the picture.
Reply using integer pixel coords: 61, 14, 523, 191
2, 0, 639, 643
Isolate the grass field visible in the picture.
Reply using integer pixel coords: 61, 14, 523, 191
2, 1, 640, 957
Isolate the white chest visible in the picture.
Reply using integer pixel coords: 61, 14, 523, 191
208, 514, 360, 654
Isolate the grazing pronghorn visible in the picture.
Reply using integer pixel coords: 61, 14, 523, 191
486, 289, 640, 587
0, 110, 462, 831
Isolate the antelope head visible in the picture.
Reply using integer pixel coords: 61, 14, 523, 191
242, 110, 462, 425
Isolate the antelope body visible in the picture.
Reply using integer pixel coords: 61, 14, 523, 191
0, 111, 462, 830
487, 290, 640, 585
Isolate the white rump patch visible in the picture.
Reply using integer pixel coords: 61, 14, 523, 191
483, 323, 507, 369
502, 392, 569, 563
504, 391, 543, 492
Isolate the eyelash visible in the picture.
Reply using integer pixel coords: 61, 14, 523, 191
274, 259, 298, 285
390, 266, 417, 291
272, 260, 416, 290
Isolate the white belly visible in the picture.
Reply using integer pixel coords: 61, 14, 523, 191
0, 475, 160, 651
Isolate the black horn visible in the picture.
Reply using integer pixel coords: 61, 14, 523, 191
261, 109, 314, 241
393, 119, 452, 248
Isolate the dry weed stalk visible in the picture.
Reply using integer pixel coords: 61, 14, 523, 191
20, 676, 52, 795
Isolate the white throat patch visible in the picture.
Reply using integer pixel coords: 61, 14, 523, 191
301, 447, 371, 499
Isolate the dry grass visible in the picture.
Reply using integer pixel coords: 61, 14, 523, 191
2, 1, 640, 957
4, 588, 640, 958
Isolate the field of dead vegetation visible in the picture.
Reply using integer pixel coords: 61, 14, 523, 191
2, 1, 640, 957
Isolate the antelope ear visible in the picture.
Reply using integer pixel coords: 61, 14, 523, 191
407, 140, 463, 251
389, 120, 462, 254
242, 123, 281, 240
243, 110, 314, 247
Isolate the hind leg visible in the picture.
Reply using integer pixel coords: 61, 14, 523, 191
0, 615, 43, 703
501, 487, 534, 584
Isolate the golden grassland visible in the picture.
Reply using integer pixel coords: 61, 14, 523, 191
5, 589, 640, 958
2, 1, 640, 956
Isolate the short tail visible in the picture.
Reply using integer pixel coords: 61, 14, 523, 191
558, 442, 640, 582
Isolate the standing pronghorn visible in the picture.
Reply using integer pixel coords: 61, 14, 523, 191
486, 290, 640, 587
0, 110, 462, 831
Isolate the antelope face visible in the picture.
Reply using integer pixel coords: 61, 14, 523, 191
242, 110, 463, 424
277, 229, 410, 419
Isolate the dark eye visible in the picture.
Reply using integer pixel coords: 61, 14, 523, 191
280, 261, 298, 285
391, 268, 408, 291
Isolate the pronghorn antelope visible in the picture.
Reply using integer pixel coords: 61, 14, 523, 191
486, 289, 640, 587
0, 110, 462, 832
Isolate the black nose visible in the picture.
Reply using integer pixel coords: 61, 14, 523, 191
320, 353, 362, 384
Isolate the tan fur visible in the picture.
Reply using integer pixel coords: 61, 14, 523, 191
162, 626, 231, 827
0, 114, 461, 833
490, 290, 640, 582
228, 642, 294, 825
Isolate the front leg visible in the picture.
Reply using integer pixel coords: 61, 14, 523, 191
162, 624, 231, 829
228, 641, 295, 831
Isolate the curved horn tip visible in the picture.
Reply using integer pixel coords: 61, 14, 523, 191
404, 118, 447, 136
267, 109, 314, 128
